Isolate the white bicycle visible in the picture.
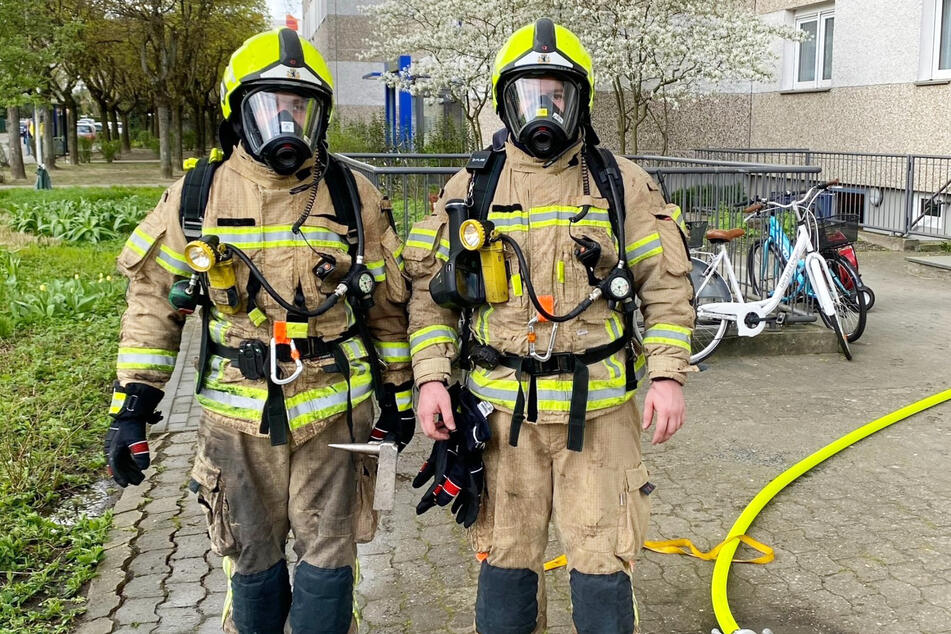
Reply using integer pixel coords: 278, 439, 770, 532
690, 179, 856, 363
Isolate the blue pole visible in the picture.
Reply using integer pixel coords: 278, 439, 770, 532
398, 55, 412, 150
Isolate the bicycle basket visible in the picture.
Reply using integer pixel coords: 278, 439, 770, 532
816, 213, 858, 250
685, 220, 709, 250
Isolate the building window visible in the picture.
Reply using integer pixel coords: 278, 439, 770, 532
794, 7, 834, 88
934, 0, 951, 77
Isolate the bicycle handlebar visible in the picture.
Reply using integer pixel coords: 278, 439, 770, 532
743, 202, 765, 214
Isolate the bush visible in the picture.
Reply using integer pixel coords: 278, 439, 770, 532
133, 129, 160, 155
77, 138, 92, 164
327, 113, 388, 153
420, 116, 475, 154
183, 129, 197, 151
99, 139, 121, 163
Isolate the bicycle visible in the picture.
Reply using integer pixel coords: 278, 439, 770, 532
746, 202, 867, 342
689, 179, 865, 363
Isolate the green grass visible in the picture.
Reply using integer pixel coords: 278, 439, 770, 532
0, 188, 133, 632
0, 186, 164, 210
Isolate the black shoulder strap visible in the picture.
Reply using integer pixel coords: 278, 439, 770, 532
585, 145, 626, 247
466, 146, 507, 223
179, 158, 223, 241
324, 154, 360, 233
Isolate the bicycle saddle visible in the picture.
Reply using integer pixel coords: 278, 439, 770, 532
705, 228, 746, 243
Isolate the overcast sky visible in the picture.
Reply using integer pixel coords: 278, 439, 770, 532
268, 0, 301, 19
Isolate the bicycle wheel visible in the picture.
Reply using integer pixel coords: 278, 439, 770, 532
820, 253, 867, 343
861, 285, 875, 311
689, 257, 731, 364
747, 239, 787, 300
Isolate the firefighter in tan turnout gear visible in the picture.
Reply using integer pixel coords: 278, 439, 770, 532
104, 28, 413, 633
405, 19, 695, 633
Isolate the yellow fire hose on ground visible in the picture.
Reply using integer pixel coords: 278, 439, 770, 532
543, 388, 951, 634
711, 388, 951, 634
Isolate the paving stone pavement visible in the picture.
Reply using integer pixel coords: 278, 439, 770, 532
77, 251, 951, 634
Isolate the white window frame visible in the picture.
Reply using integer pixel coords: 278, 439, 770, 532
793, 7, 835, 90
933, 0, 951, 79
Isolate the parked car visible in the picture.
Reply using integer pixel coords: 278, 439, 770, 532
77, 123, 97, 141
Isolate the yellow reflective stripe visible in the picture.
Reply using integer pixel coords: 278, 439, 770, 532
409, 325, 458, 356
109, 391, 126, 415
626, 232, 663, 266
644, 324, 691, 351
367, 258, 386, 282
406, 227, 437, 251
557, 260, 565, 283
605, 313, 623, 341
124, 227, 155, 258
395, 389, 413, 412
393, 243, 405, 271
634, 353, 647, 382
488, 210, 529, 233
436, 239, 450, 262
529, 205, 613, 231
285, 365, 374, 429
374, 340, 411, 363
668, 205, 687, 232
156, 245, 192, 277
204, 225, 349, 251
475, 305, 494, 344
466, 369, 634, 411
194, 375, 269, 422
512, 273, 523, 297
116, 347, 178, 372
209, 312, 233, 345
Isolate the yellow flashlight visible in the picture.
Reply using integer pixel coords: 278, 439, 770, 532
460, 219, 487, 251
184, 236, 221, 273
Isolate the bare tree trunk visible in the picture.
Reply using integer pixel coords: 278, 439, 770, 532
97, 100, 112, 142
152, 109, 158, 137
171, 103, 183, 168
121, 112, 131, 152
64, 97, 79, 166
110, 109, 121, 156
42, 104, 57, 168
613, 80, 627, 154
192, 103, 205, 154
157, 101, 172, 178
207, 108, 218, 148
7, 106, 26, 180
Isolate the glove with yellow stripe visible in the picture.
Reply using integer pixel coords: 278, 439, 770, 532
369, 380, 415, 451
105, 383, 164, 487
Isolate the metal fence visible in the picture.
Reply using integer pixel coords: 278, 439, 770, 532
696, 148, 951, 240
340, 152, 823, 312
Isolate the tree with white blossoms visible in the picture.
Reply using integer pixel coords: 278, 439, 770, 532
361, 0, 546, 147
363, 0, 798, 152
558, 0, 800, 153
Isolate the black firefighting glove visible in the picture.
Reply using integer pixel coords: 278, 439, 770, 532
413, 435, 473, 515
104, 382, 164, 488
450, 449, 486, 528
369, 381, 415, 451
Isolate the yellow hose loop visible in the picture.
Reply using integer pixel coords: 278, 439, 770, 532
711, 388, 951, 634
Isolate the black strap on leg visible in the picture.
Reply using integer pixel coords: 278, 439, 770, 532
527, 374, 539, 423
509, 359, 526, 447
566, 362, 589, 452
263, 379, 289, 446
331, 345, 355, 442
195, 301, 212, 394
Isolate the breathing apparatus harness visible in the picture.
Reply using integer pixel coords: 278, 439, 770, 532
431, 130, 639, 451
173, 149, 385, 445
